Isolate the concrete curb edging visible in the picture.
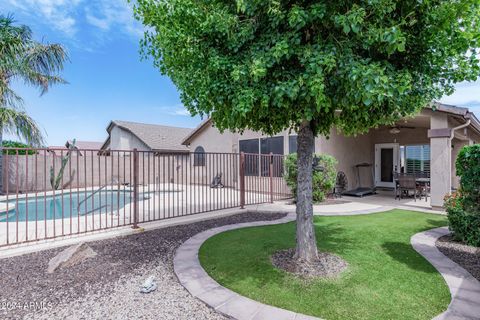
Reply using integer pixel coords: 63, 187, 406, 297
176, 212, 479, 320
174, 211, 321, 320
411, 227, 480, 320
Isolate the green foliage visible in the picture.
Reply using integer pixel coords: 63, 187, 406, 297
0, 108, 44, 146
285, 153, 337, 202
445, 145, 480, 246
447, 208, 480, 246
199, 210, 449, 319
133, 0, 480, 136
2, 140, 36, 155
0, 14, 68, 146
50, 139, 76, 190
455, 144, 480, 211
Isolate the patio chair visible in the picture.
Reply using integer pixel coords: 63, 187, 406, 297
415, 171, 430, 202
397, 173, 423, 201
393, 171, 400, 199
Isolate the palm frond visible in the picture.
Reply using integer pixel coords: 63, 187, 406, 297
25, 42, 69, 75
0, 108, 45, 146
11, 64, 68, 95
0, 13, 68, 105
0, 85, 24, 109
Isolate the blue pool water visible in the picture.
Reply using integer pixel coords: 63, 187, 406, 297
0, 191, 135, 222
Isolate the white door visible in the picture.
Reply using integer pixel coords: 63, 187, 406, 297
375, 143, 399, 188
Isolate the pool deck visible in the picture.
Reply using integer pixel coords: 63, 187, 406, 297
0, 184, 269, 254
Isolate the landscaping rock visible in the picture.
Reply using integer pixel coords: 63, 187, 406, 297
436, 234, 480, 281
140, 275, 157, 293
1, 211, 285, 320
47, 243, 97, 273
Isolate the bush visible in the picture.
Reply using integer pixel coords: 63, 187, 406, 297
2, 140, 36, 155
285, 153, 337, 203
455, 144, 480, 212
445, 192, 480, 246
445, 144, 480, 247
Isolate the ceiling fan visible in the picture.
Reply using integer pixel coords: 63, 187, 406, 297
388, 125, 415, 134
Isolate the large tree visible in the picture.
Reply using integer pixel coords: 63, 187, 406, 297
134, 0, 480, 262
0, 14, 67, 190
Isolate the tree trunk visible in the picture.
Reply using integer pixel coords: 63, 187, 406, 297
294, 120, 318, 262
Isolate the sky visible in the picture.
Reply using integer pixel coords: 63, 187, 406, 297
1, 0, 479, 146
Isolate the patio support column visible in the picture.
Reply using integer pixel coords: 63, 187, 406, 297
428, 113, 451, 210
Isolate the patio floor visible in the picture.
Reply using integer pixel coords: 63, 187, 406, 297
341, 189, 434, 211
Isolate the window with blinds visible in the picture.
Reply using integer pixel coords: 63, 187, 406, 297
405, 145, 430, 177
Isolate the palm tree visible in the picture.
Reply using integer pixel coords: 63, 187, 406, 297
0, 14, 68, 192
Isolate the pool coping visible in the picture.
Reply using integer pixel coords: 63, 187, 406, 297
175, 213, 480, 320
411, 227, 480, 320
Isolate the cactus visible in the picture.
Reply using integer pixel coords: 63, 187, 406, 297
50, 139, 76, 190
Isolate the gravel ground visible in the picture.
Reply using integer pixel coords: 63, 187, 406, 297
436, 235, 480, 281
271, 248, 348, 279
0, 211, 287, 320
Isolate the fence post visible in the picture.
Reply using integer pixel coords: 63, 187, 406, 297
240, 152, 245, 209
269, 152, 273, 203
132, 148, 139, 229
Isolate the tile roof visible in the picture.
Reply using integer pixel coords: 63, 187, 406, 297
48, 141, 103, 150
182, 118, 212, 145
67, 140, 103, 150
110, 120, 192, 152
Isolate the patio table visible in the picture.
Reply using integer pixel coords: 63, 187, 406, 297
394, 177, 430, 201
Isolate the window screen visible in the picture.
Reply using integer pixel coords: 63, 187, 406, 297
260, 136, 284, 177
239, 139, 259, 176
260, 136, 284, 155
239, 139, 259, 154
289, 135, 297, 154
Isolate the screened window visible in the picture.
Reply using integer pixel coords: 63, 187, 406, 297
289, 135, 298, 154
193, 146, 206, 166
239, 139, 259, 176
403, 145, 430, 177
261, 136, 284, 155
260, 136, 284, 177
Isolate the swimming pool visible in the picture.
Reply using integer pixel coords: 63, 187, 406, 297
0, 191, 135, 222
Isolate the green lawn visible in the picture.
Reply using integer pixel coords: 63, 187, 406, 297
199, 210, 450, 320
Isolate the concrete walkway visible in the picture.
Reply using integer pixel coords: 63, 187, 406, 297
412, 227, 480, 320
252, 200, 444, 216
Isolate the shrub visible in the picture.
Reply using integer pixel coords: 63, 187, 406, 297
445, 192, 480, 246
445, 144, 480, 246
455, 144, 480, 212
285, 153, 337, 203
2, 140, 36, 155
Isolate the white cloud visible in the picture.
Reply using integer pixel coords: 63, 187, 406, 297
440, 79, 480, 118
155, 104, 191, 117
84, 0, 144, 38
3, 0, 143, 40
172, 108, 191, 116
6, 0, 81, 36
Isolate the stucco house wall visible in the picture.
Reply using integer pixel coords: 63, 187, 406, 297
316, 129, 373, 190
183, 104, 479, 208
188, 125, 235, 154
109, 126, 150, 151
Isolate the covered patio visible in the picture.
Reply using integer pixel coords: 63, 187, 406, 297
319, 103, 480, 210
